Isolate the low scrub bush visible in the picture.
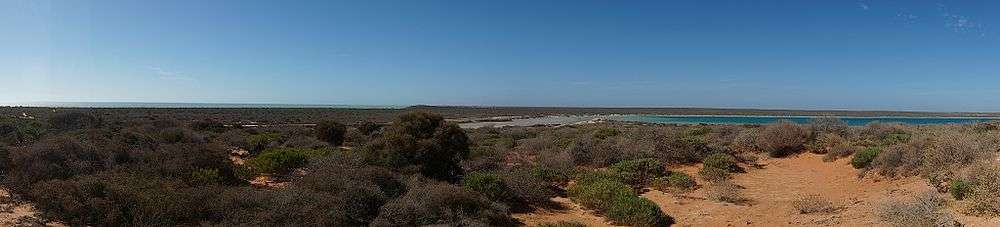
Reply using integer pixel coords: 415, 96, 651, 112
371, 180, 513, 226
609, 158, 665, 187
851, 147, 880, 169
567, 172, 673, 226
949, 179, 971, 201
698, 167, 731, 182
314, 120, 347, 146
605, 195, 673, 227
706, 179, 746, 204
652, 172, 696, 192
878, 192, 957, 227
592, 128, 621, 140
499, 169, 556, 204
809, 117, 849, 137
756, 122, 807, 157
47, 112, 101, 131
792, 195, 836, 214
247, 132, 281, 154
809, 133, 845, 154
702, 153, 737, 172
6, 137, 107, 190
363, 111, 470, 182
966, 163, 1000, 216
0, 118, 45, 146
249, 148, 328, 174
462, 171, 508, 201
823, 143, 857, 162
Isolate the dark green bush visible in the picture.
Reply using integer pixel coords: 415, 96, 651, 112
363, 111, 470, 182
48, 112, 101, 131
372, 180, 513, 226
568, 175, 635, 210
6, 137, 107, 190
315, 120, 347, 146
653, 172, 696, 191
702, 153, 737, 172
593, 128, 621, 140
609, 158, 665, 187
949, 179, 972, 200
247, 132, 281, 154
249, 148, 327, 174
568, 171, 673, 226
499, 169, 556, 204
158, 127, 204, 143
190, 118, 226, 132
0, 118, 45, 146
698, 167, 731, 182
851, 147, 881, 169
606, 195, 673, 227
463, 171, 508, 201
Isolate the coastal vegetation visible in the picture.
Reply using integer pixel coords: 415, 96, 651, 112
0, 108, 998, 226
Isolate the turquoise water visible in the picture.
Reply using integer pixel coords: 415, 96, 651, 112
614, 115, 999, 126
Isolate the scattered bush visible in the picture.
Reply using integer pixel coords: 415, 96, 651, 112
605, 195, 673, 227
809, 117, 849, 137
706, 179, 746, 204
190, 119, 226, 132
567, 171, 673, 226
966, 163, 1000, 216
878, 192, 957, 227
462, 171, 508, 201
792, 195, 836, 214
47, 112, 101, 131
0, 118, 45, 146
249, 148, 327, 174
698, 166, 731, 182
247, 132, 281, 154
609, 158, 665, 187
371, 180, 513, 226
809, 133, 845, 154
702, 153, 737, 172
315, 120, 347, 146
6, 137, 107, 190
158, 127, 204, 143
851, 147, 880, 169
652, 172, 696, 192
363, 111, 470, 182
499, 169, 556, 204
949, 179, 971, 201
756, 122, 807, 157
823, 143, 857, 162
592, 128, 621, 140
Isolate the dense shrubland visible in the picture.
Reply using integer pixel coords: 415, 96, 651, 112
1, 110, 998, 226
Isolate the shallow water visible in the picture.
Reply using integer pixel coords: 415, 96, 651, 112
613, 115, 999, 126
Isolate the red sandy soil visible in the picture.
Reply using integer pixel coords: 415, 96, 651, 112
0, 188, 65, 227
515, 153, 1000, 226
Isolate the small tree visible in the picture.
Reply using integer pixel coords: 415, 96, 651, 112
315, 120, 347, 146
364, 111, 470, 182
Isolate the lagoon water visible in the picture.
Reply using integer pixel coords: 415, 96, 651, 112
613, 115, 998, 126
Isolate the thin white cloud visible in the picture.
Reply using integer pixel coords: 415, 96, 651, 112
857, 2, 870, 11
150, 66, 194, 81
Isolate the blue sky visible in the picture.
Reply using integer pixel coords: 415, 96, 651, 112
2, 0, 1000, 111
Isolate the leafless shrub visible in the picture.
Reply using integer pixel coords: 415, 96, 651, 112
810, 133, 845, 154
809, 117, 849, 137
706, 179, 747, 204
922, 131, 990, 173
730, 128, 760, 153
869, 137, 930, 177
823, 143, 858, 162
756, 122, 807, 157
965, 162, 1000, 216
792, 195, 836, 214
878, 192, 958, 227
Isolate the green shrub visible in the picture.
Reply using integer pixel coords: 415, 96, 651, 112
698, 167, 731, 182
592, 128, 620, 140
315, 120, 347, 146
851, 147, 880, 169
567, 171, 674, 226
609, 158, 665, 187
462, 171, 508, 201
0, 118, 45, 146
249, 148, 327, 174
605, 195, 673, 226
363, 111, 470, 182
247, 132, 281, 154
653, 172, 696, 191
949, 179, 971, 200
702, 153, 737, 172
372, 180, 513, 226
568, 176, 635, 209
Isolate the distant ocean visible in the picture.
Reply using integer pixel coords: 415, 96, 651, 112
614, 115, 1000, 126
2, 102, 404, 109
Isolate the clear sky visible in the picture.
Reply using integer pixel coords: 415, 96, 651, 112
2, 0, 999, 111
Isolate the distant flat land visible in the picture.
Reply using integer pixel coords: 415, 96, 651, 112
2, 105, 998, 125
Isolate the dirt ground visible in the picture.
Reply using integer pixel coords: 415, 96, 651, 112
515, 153, 1000, 226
